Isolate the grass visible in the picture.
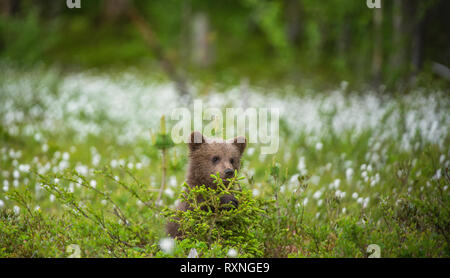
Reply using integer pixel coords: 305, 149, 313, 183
0, 64, 449, 257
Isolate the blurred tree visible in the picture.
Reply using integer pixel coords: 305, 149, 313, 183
0, 0, 20, 16
285, 0, 302, 45
371, 2, 382, 87
389, 0, 405, 83
0, 0, 448, 88
103, 0, 128, 21
191, 12, 214, 68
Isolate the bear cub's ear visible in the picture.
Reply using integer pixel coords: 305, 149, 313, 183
189, 131, 205, 151
232, 136, 247, 155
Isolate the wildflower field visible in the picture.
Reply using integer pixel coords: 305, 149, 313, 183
0, 64, 448, 258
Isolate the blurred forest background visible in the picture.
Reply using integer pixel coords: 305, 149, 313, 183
1, 0, 449, 91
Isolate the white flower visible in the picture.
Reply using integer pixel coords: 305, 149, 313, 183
310, 175, 320, 185
333, 179, 341, 189
92, 154, 101, 166
101, 199, 107, 206
302, 197, 308, 206
361, 164, 366, 171
363, 197, 370, 208
352, 192, 359, 199
375, 173, 380, 182
335, 190, 346, 199
90, 180, 97, 188
159, 237, 175, 254
313, 190, 322, 199
169, 176, 177, 187
227, 248, 238, 258
297, 157, 307, 174
42, 144, 48, 152
13, 205, 20, 214
49, 194, 55, 202
62, 152, 70, 161
252, 188, 260, 197
188, 248, 199, 258
19, 164, 30, 173
13, 170, 20, 179
346, 168, 354, 181
361, 171, 368, 179
0, 199, 4, 208
433, 169, 442, 180
315, 142, 323, 151
317, 199, 323, 206
164, 188, 174, 198
75, 165, 88, 176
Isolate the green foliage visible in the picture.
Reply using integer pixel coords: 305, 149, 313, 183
163, 173, 265, 257
1, 0, 447, 88
0, 66, 448, 257
0, 8, 60, 65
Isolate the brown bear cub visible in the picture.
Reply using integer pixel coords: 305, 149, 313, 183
166, 131, 247, 238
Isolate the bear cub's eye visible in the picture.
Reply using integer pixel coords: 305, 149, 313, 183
212, 156, 220, 163
230, 158, 235, 164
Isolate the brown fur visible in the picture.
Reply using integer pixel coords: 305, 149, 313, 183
166, 131, 247, 238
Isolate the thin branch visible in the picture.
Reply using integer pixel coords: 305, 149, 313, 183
126, 1, 190, 98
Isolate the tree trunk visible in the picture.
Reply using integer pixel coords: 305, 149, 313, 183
390, 0, 404, 72
103, 0, 128, 21
0, 0, 20, 16
180, 0, 192, 67
402, 0, 424, 82
285, 0, 302, 45
191, 12, 213, 68
371, 4, 383, 87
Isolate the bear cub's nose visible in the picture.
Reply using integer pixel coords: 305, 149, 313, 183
224, 168, 234, 178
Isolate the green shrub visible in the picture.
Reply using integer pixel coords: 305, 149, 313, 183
163, 173, 265, 257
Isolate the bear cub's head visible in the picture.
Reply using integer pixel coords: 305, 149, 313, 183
187, 131, 247, 190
